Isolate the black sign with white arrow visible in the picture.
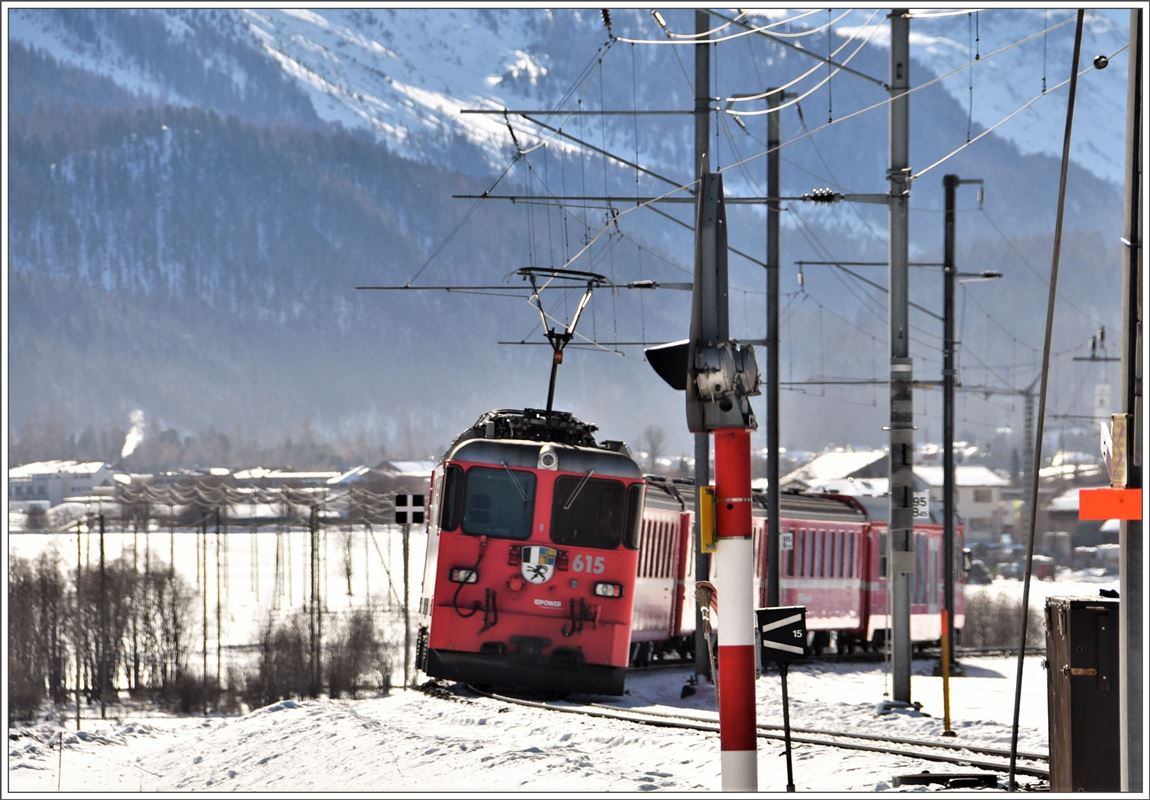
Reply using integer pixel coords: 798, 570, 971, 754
756, 605, 808, 663
394, 494, 425, 525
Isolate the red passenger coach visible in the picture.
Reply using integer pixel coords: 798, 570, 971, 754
417, 409, 645, 696
772, 493, 871, 644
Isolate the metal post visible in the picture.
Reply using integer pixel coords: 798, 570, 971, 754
201, 518, 207, 714
309, 506, 318, 695
766, 88, 781, 607
403, 522, 412, 688
692, 8, 713, 680
1118, 7, 1143, 791
98, 513, 107, 720
714, 428, 757, 791
941, 609, 954, 736
215, 508, 222, 690
1021, 387, 1035, 545
887, 8, 914, 706
75, 520, 82, 730
779, 662, 795, 791
942, 174, 958, 672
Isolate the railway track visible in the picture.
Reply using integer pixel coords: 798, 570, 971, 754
632, 644, 1043, 669
457, 683, 1049, 782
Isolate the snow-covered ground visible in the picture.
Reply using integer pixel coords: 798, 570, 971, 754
8, 654, 1055, 794
7, 522, 1129, 794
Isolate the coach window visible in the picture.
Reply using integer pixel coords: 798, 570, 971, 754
879, 531, 888, 578
461, 466, 536, 540
801, 529, 812, 577
845, 532, 854, 577
439, 465, 463, 531
551, 476, 626, 550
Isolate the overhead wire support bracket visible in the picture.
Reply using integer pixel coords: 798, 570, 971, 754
451, 193, 810, 205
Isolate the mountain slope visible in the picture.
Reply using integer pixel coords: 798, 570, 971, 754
5, 8, 1131, 461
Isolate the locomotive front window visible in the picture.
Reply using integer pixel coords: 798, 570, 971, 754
623, 483, 644, 550
551, 475, 626, 550
461, 466, 536, 540
439, 465, 463, 531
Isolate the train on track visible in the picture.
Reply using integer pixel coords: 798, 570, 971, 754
416, 408, 966, 696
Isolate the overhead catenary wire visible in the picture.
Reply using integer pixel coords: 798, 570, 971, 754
907, 8, 986, 19
400, 35, 616, 286
756, 9, 855, 39
724, 17, 883, 117
714, 11, 1077, 171
618, 9, 822, 45
465, 8, 1085, 296
652, 9, 745, 39
542, 10, 1083, 280
723, 10, 879, 105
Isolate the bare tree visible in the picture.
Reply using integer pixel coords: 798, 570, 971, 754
326, 609, 390, 699
642, 425, 667, 472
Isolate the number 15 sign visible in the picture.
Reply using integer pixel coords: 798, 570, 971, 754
756, 605, 808, 663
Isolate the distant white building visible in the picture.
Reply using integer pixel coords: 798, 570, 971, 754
913, 465, 1011, 543
232, 467, 342, 486
8, 460, 114, 508
780, 449, 890, 489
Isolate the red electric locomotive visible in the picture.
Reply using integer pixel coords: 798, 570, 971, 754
417, 409, 967, 695
416, 408, 645, 695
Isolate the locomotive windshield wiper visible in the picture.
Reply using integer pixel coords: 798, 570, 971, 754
562, 469, 595, 511
500, 461, 529, 502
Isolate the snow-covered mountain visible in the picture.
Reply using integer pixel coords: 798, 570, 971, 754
10, 8, 1132, 184
6, 7, 1133, 458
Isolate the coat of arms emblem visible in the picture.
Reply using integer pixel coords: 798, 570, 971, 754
521, 545, 557, 584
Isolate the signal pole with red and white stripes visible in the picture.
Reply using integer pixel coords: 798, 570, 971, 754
714, 428, 758, 790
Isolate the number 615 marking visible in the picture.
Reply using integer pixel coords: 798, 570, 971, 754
572, 554, 605, 574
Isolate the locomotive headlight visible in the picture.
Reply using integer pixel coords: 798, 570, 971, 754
593, 582, 624, 598
538, 444, 559, 471
449, 567, 479, 583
